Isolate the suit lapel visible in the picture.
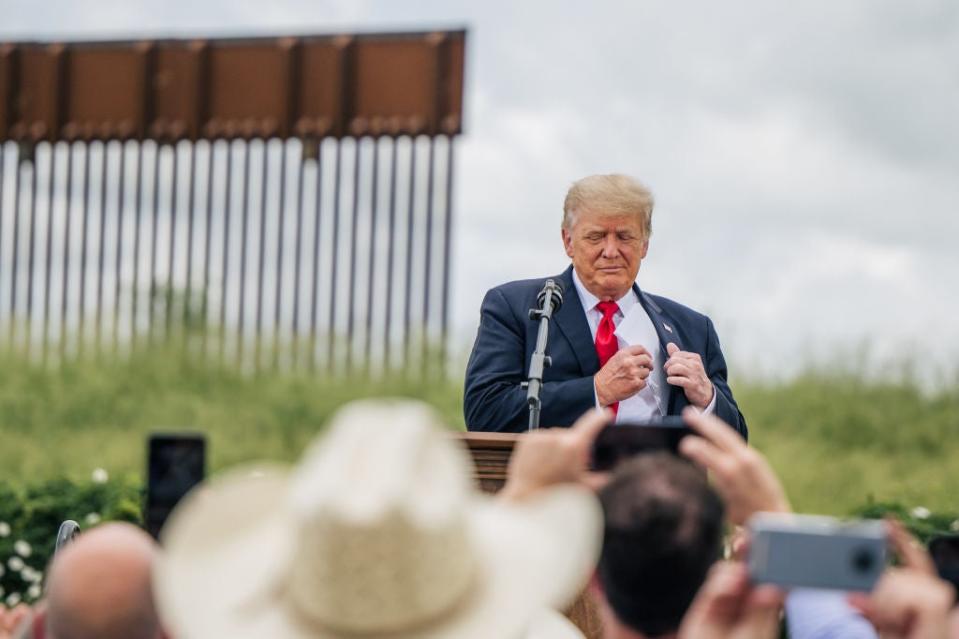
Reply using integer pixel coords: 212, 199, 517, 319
634, 283, 686, 414
553, 266, 600, 375
634, 285, 683, 353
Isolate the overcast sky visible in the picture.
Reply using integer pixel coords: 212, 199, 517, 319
3, 0, 957, 382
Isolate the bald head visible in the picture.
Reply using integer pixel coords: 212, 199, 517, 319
45, 522, 165, 639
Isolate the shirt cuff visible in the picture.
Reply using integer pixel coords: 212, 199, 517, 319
702, 385, 717, 415
592, 378, 602, 410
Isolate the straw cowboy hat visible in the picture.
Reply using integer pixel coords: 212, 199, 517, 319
154, 399, 602, 639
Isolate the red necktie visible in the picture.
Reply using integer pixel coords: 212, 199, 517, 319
595, 301, 620, 415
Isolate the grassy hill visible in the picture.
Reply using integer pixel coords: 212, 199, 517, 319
0, 345, 956, 516
738, 373, 959, 514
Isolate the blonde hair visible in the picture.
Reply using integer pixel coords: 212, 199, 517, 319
562, 174, 654, 237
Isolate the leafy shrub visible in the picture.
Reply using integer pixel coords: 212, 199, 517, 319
851, 499, 959, 544
0, 473, 140, 606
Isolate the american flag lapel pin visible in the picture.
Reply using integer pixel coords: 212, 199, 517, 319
663, 323, 673, 334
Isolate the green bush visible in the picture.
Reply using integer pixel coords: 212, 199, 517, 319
850, 500, 959, 544
0, 475, 140, 605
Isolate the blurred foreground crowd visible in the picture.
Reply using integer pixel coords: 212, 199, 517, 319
1, 401, 956, 639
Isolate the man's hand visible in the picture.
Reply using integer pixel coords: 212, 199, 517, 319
594, 345, 653, 407
885, 518, 939, 577
850, 570, 955, 639
665, 342, 714, 409
678, 561, 785, 639
0, 604, 32, 639
847, 520, 956, 639
679, 408, 791, 525
500, 409, 611, 501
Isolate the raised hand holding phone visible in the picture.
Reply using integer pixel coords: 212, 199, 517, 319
501, 409, 611, 501
847, 520, 956, 639
678, 408, 790, 525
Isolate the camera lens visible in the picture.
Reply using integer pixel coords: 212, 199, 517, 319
851, 547, 876, 573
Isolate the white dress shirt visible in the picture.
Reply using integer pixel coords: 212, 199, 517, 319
570, 269, 715, 421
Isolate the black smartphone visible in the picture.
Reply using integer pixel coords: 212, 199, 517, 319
590, 416, 692, 471
145, 433, 206, 539
929, 534, 959, 595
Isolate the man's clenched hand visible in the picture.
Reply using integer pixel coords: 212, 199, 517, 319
665, 342, 714, 409
594, 345, 653, 407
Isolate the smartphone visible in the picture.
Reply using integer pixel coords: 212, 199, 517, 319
747, 513, 887, 591
145, 433, 206, 539
590, 416, 692, 471
929, 534, 959, 594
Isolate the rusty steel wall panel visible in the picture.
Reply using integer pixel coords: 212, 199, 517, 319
67, 46, 143, 139
354, 38, 437, 134
0, 31, 466, 142
296, 37, 349, 138
15, 46, 60, 141
442, 35, 465, 134
206, 42, 289, 138
0, 46, 12, 138
152, 42, 203, 140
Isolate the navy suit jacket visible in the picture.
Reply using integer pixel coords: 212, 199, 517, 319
464, 266, 748, 438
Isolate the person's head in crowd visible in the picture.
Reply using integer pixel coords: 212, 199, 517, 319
44, 522, 167, 639
501, 409, 735, 639
153, 399, 602, 639
593, 453, 725, 638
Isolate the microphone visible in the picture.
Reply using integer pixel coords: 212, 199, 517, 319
526, 279, 564, 429
530, 279, 564, 320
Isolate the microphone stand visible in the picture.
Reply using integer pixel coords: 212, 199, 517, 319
526, 279, 563, 430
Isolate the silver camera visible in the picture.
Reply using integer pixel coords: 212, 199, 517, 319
747, 513, 887, 591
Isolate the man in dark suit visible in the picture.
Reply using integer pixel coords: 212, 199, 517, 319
464, 174, 747, 437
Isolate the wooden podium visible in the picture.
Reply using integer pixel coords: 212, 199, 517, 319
454, 432, 603, 639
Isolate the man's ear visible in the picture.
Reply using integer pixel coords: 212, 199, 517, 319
562, 227, 574, 259
639, 238, 649, 259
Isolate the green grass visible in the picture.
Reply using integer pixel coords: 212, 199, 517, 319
738, 372, 959, 515
0, 344, 464, 484
0, 345, 957, 517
